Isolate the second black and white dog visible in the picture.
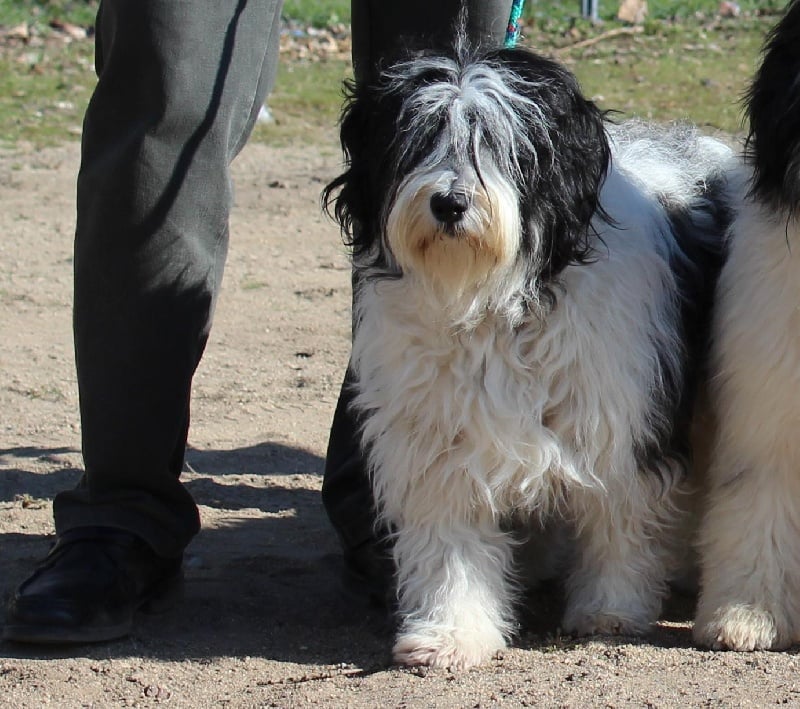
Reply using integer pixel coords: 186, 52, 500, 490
325, 38, 733, 668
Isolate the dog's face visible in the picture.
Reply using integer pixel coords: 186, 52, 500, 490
384, 116, 522, 294
325, 43, 610, 304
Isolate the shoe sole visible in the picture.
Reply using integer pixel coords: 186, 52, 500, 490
2, 572, 184, 645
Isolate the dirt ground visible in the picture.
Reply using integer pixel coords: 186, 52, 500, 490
2, 139, 800, 708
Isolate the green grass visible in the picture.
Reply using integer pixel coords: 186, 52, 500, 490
0, 0, 97, 26
258, 16, 770, 147
0, 40, 94, 146
0, 0, 785, 27
0, 1, 781, 148
529, 0, 783, 25
562, 19, 767, 133
0, 0, 779, 33
283, 0, 350, 27
254, 59, 351, 147
280, 1, 784, 27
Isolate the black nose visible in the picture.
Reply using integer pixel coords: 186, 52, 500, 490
430, 191, 470, 225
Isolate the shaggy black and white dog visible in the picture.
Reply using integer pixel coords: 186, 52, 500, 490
694, 0, 800, 652
325, 38, 733, 668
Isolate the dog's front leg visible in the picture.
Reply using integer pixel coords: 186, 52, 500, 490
693, 452, 800, 651
562, 479, 672, 636
390, 516, 516, 669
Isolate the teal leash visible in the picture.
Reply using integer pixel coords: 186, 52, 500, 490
504, 0, 526, 48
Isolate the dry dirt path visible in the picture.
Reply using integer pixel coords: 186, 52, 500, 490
2, 142, 800, 707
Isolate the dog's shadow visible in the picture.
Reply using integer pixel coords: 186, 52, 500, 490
1, 442, 699, 666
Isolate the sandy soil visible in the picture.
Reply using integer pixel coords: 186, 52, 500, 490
2, 140, 800, 708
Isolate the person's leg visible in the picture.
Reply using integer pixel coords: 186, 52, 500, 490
59, 0, 282, 557
4, 0, 283, 644
350, 0, 512, 84
323, 0, 513, 603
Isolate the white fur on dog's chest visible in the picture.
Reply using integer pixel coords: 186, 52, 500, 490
352, 263, 666, 523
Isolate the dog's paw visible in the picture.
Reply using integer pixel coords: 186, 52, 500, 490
693, 604, 792, 651
561, 609, 651, 637
393, 626, 505, 669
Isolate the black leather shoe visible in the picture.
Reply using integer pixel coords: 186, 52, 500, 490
3, 526, 183, 644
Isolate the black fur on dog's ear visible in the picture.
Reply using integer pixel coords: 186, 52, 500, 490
489, 47, 611, 282
322, 79, 371, 251
323, 78, 401, 270
744, 0, 800, 213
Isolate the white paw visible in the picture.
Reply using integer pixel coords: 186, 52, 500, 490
693, 604, 791, 651
393, 626, 505, 669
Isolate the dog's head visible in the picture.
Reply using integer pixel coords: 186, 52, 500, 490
324, 40, 610, 308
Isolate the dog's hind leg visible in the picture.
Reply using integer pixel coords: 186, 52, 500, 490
561, 477, 676, 636
390, 516, 516, 669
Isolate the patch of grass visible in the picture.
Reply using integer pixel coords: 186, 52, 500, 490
0, 0, 785, 29
253, 59, 351, 147
646, 0, 783, 18
0, 0, 97, 27
255, 17, 770, 146
240, 279, 271, 291
0, 39, 94, 146
282, 0, 349, 27
280, 0, 785, 27
528, 0, 783, 25
561, 19, 767, 134
0, 3, 780, 147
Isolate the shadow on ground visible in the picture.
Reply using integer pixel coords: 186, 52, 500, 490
0, 441, 699, 668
